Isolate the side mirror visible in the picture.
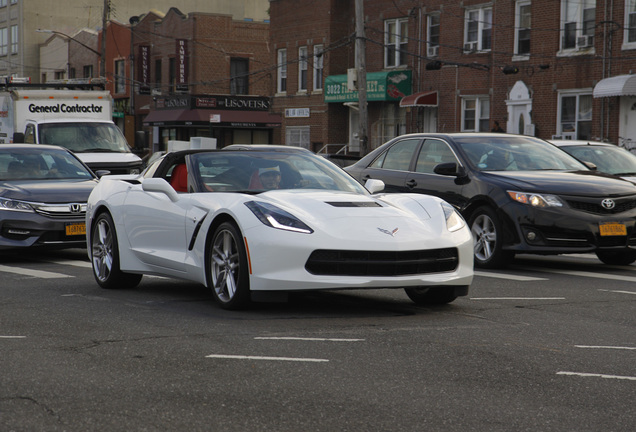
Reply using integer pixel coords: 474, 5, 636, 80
13, 132, 24, 143
142, 178, 180, 202
434, 162, 465, 177
583, 161, 597, 171
94, 170, 111, 178
365, 178, 385, 194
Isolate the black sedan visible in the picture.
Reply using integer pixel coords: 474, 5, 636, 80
0, 144, 99, 249
345, 133, 636, 268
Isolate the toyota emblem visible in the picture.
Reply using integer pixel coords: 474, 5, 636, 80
601, 199, 615, 210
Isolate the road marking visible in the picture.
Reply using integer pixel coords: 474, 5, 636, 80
518, 267, 636, 283
0, 336, 26, 339
471, 297, 566, 300
599, 289, 636, 296
0, 265, 73, 279
557, 371, 636, 381
474, 271, 547, 281
44, 259, 92, 268
575, 345, 636, 350
206, 354, 328, 362
254, 337, 364, 342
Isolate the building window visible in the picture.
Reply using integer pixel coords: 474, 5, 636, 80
230, 57, 249, 95
69, 68, 76, 79
0, 0, 6, 7
10, 24, 16, 54
515, 1, 531, 55
83, 65, 93, 78
427, 14, 440, 57
277, 48, 287, 94
168, 57, 175, 93
298, 46, 307, 92
464, 6, 492, 52
385, 18, 408, 68
114, 59, 126, 94
626, 1, 636, 44
54, 71, 65, 80
462, 97, 490, 132
313, 44, 323, 91
558, 92, 592, 139
561, 0, 595, 50
286, 126, 310, 149
10, 0, 16, 4
0, 28, 7, 56
155, 59, 162, 87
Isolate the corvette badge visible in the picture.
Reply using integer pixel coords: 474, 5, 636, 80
378, 227, 399, 237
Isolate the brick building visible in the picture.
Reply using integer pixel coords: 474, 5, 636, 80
269, 0, 636, 154
137, 8, 280, 151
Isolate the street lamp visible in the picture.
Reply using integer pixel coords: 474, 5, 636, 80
36, 29, 104, 77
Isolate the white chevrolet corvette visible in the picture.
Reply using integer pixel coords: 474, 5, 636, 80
86, 146, 473, 309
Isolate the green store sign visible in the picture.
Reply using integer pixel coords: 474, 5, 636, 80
324, 70, 412, 103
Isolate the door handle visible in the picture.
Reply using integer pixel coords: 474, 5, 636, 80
406, 179, 417, 188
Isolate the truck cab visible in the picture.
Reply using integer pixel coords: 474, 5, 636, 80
23, 119, 143, 174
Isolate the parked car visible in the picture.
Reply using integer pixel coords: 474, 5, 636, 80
0, 144, 99, 249
86, 146, 473, 309
345, 133, 636, 268
550, 140, 636, 182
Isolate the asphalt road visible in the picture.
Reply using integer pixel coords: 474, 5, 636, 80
1, 249, 635, 431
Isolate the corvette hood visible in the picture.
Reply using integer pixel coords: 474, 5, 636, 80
0, 179, 98, 203
484, 171, 636, 197
255, 190, 442, 241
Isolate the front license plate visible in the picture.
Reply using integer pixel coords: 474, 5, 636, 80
65, 222, 86, 236
599, 222, 627, 236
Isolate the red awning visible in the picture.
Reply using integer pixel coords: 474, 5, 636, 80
399, 91, 438, 107
143, 109, 282, 127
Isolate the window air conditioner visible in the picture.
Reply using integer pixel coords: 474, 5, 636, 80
576, 35, 593, 48
427, 46, 439, 57
464, 42, 477, 52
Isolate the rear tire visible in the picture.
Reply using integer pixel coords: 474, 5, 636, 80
207, 222, 250, 310
405, 286, 466, 305
595, 250, 636, 266
468, 206, 511, 269
90, 212, 142, 289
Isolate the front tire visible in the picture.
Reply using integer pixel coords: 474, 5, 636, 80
405, 286, 466, 305
207, 222, 250, 310
90, 212, 142, 289
596, 250, 636, 266
468, 206, 511, 269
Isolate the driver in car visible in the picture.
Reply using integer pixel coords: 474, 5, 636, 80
259, 166, 281, 190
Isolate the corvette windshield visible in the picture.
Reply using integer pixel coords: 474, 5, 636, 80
191, 151, 368, 194
455, 136, 587, 171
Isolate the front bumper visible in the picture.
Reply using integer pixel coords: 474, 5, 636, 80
0, 211, 86, 249
500, 201, 636, 254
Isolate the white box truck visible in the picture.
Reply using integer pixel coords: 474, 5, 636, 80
0, 79, 143, 174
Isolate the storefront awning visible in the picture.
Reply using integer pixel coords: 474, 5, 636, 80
399, 91, 438, 107
593, 74, 636, 98
143, 109, 282, 128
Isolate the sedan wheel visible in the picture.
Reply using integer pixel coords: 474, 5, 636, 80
208, 222, 250, 309
91, 212, 142, 289
469, 206, 510, 268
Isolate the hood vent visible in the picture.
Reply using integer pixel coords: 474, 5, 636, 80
325, 201, 382, 208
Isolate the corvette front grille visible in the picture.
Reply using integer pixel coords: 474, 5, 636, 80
305, 248, 458, 276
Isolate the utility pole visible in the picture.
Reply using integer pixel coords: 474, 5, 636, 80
100, 0, 109, 78
355, 0, 368, 156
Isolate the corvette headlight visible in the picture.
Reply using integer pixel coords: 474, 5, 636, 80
507, 191, 564, 207
245, 201, 313, 234
441, 201, 465, 232
0, 198, 35, 213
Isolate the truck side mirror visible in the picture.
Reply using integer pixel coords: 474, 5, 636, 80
13, 132, 24, 143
